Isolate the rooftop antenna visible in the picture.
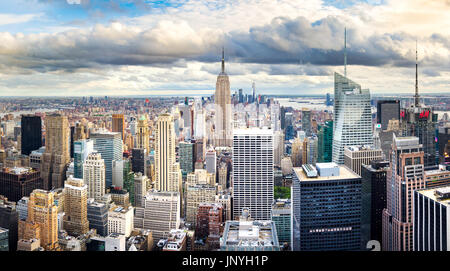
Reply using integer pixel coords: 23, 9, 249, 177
344, 27, 347, 77
221, 47, 225, 73
414, 39, 420, 107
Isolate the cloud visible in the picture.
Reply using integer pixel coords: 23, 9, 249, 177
66, 0, 81, 4
1, 0, 450, 95
0, 13, 41, 26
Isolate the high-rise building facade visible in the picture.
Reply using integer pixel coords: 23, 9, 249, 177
232, 128, 274, 220
18, 189, 59, 250
318, 120, 333, 163
90, 130, 122, 188
382, 135, 425, 251
134, 191, 180, 243
186, 184, 216, 226
73, 139, 94, 179
136, 115, 150, 153
133, 172, 148, 207
155, 114, 180, 192
21, 115, 42, 156
179, 142, 195, 176
332, 73, 373, 164
0, 197, 18, 251
302, 109, 312, 136
377, 100, 400, 131
291, 137, 303, 167
302, 136, 318, 165
87, 199, 108, 237
83, 152, 106, 202
272, 199, 291, 248
400, 48, 438, 168
112, 114, 125, 140
41, 114, 70, 190
63, 176, 89, 236
0, 167, 43, 202
292, 163, 362, 251
361, 160, 389, 249
400, 105, 438, 168
214, 49, 232, 147
413, 186, 450, 251
344, 145, 383, 176
205, 150, 216, 175
131, 148, 146, 175
108, 205, 134, 237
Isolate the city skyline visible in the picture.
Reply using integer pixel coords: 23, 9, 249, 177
0, 0, 449, 96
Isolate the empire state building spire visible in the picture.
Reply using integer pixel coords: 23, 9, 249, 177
221, 47, 225, 74
414, 40, 420, 107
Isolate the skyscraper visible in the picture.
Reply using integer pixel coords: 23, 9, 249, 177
361, 160, 389, 250
186, 184, 215, 226
302, 109, 312, 136
155, 113, 180, 192
332, 72, 373, 164
205, 150, 216, 175
136, 115, 150, 154
317, 120, 333, 163
0, 167, 43, 202
377, 100, 400, 131
291, 137, 303, 167
344, 145, 383, 176
214, 49, 232, 147
400, 47, 438, 168
382, 135, 424, 251
73, 139, 94, 179
87, 199, 108, 237
332, 30, 373, 164
179, 142, 195, 176
41, 114, 70, 190
414, 186, 450, 251
232, 128, 274, 220
83, 152, 106, 202
292, 163, 362, 251
0, 197, 18, 251
112, 114, 125, 140
63, 176, 89, 236
131, 148, 146, 175
18, 189, 59, 250
90, 130, 122, 188
134, 191, 180, 244
272, 199, 291, 248
21, 115, 42, 156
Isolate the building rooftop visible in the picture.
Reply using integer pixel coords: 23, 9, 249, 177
221, 220, 279, 248
417, 186, 450, 206
163, 229, 186, 251
293, 164, 359, 181
233, 128, 274, 135
345, 145, 380, 152
1, 167, 35, 175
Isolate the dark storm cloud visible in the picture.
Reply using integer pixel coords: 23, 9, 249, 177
0, 15, 448, 75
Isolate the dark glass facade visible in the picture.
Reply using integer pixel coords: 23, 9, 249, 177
131, 148, 146, 175
292, 170, 362, 251
361, 160, 388, 249
20, 115, 42, 156
377, 100, 400, 130
0, 170, 43, 202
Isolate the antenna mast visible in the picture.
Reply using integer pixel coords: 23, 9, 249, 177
414, 40, 420, 107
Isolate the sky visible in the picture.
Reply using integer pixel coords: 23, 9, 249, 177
0, 0, 449, 96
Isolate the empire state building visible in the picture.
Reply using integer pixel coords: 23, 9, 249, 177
214, 49, 232, 147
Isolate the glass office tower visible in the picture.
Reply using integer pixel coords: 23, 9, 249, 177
332, 72, 373, 164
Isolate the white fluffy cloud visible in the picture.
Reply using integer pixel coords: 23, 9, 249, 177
0, 0, 449, 95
